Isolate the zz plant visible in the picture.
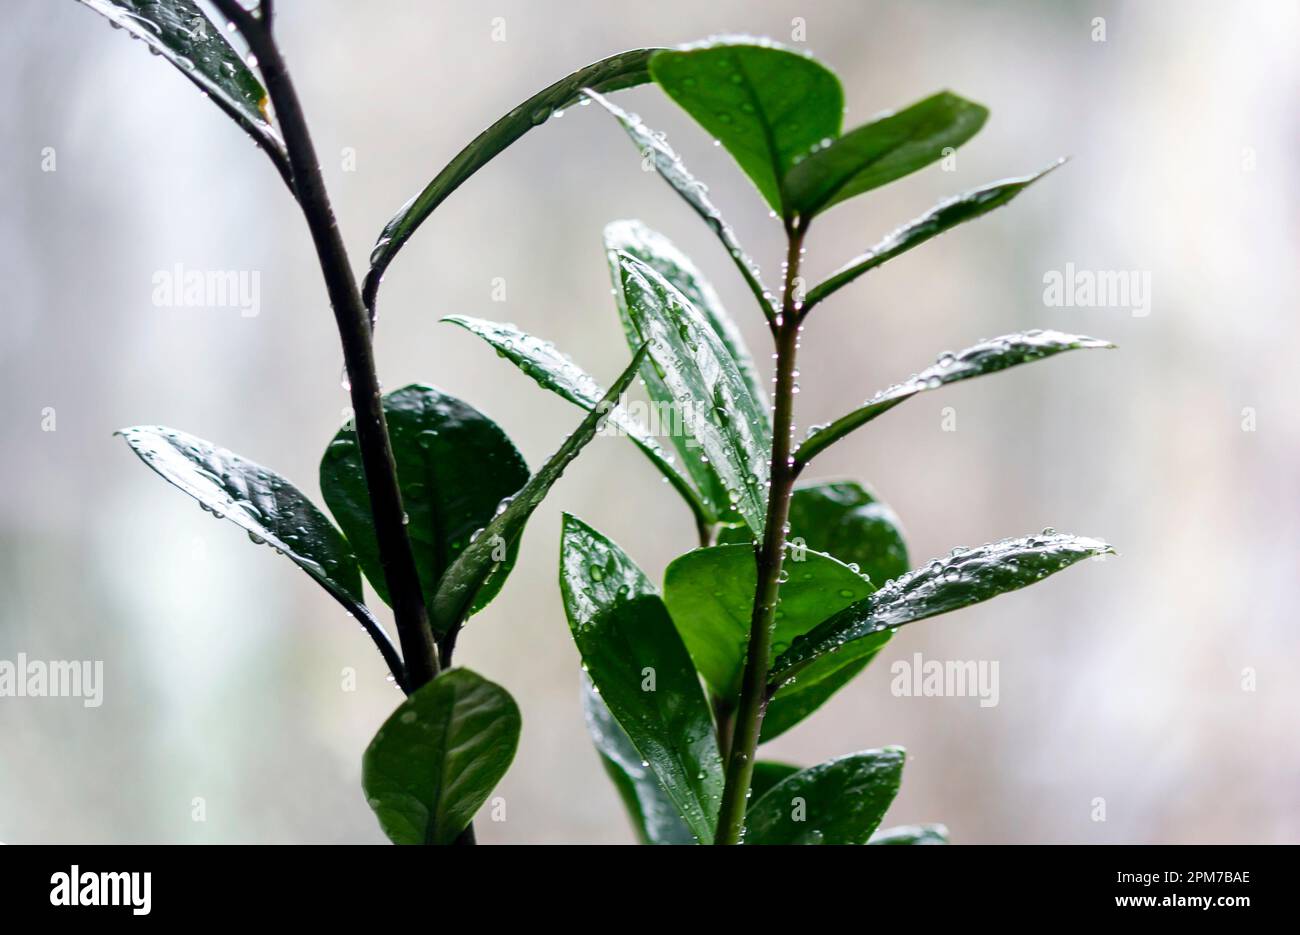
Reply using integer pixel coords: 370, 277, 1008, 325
78, 2, 1113, 845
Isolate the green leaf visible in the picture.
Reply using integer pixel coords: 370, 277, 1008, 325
430, 348, 647, 634
795, 330, 1113, 466
320, 385, 529, 623
615, 252, 772, 533
771, 533, 1116, 686
806, 161, 1065, 308
870, 823, 950, 845
362, 49, 660, 317
76, 0, 288, 184
720, 481, 909, 586
441, 315, 708, 529
650, 39, 843, 216
560, 514, 723, 843
362, 668, 520, 845
785, 91, 988, 218
583, 92, 774, 319
745, 748, 905, 844
604, 221, 769, 417
116, 425, 403, 682
662, 544, 872, 700
759, 633, 888, 742
581, 675, 694, 845
749, 761, 800, 801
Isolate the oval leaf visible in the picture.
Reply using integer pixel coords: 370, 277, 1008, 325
650, 39, 843, 216
560, 514, 723, 843
116, 425, 401, 682
785, 91, 988, 218
795, 330, 1114, 466
320, 384, 529, 621
362, 49, 660, 317
771, 533, 1116, 685
362, 667, 520, 845
745, 748, 905, 845
430, 348, 646, 634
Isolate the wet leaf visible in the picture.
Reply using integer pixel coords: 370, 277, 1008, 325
749, 761, 800, 801
745, 748, 905, 844
795, 330, 1114, 465
560, 514, 722, 843
771, 534, 1115, 685
362, 668, 520, 845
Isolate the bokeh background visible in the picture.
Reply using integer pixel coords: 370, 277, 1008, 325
2, 0, 1296, 844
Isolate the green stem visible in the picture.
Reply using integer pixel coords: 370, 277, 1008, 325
712, 226, 806, 844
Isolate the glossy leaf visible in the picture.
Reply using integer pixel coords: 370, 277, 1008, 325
663, 544, 872, 700
560, 514, 723, 843
584, 92, 773, 319
76, 0, 289, 184
720, 481, 909, 586
430, 348, 646, 634
615, 253, 771, 533
759, 632, 889, 742
116, 425, 402, 683
749, 761, 800, 801
785, 91, 988, 218
362, 668, 520, 845
771, 533, 1116, 685
441, 315, 708, 528
603, 221, 769, 416
363, 49, 660, 317
320, 385, 529, 622
806, 161, 1065, 308
796, 330, 1113, 466
870, 823, 950, 845
745, 748, 905, 844
650, 39, 843, 216
581, 675, 693, 845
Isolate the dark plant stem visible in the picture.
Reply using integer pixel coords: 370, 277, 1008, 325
713, 225, 806, 844
215, 1, 439, 691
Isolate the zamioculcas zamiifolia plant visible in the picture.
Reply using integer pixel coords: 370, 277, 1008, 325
78, 1, 1113, 845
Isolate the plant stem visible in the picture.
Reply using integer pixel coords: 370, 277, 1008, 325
217, 1, 439, 689
712, 226, 806, 844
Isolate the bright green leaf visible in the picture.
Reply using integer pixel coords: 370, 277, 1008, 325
650, 39, 843, 216
785, 91, 988, 218
771, 533, 1116, 686
362, 668, 520, 845
870, 823, 950, 845
745, 748, 905, 844
560, 514, 723, 843
320, 385, 529, 623
795, 330, 1114, 465
430, 348, 646, 634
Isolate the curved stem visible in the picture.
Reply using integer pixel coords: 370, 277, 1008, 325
215, 1, 439, 689
713, 226, 806, 844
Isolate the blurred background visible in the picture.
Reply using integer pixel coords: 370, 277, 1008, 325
1, 0, 1296, 844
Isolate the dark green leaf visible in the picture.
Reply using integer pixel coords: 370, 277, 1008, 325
581, 675, 694, 845
430, 348, 646, 634
662, 544, 871, 700
615, 253, 771, 532
441, 315, 708, 528
560, 514, 722, 843
603, 221, 769, 416
363, 49, 660, 317
650, 39, 843, 216
720, 481, 909, 586
745, 748, 905, 844
759, 633, 888, 742
870, 823, 950, 845
806, 160, 1064, 308
320, 385, 529, 623
116, 425, 402, 682
771, 533, 1115, 686
362, 668, 520, 845
584, 92, 774, 319
76, 0, 289, 184
785, 91, 988, 218
749, 761, 800, 801
795, 330, 1113, 466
